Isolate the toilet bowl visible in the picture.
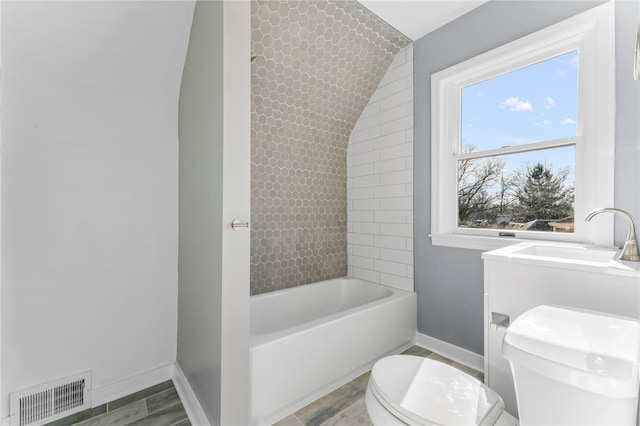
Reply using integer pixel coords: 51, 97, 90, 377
366, 305, 640, 425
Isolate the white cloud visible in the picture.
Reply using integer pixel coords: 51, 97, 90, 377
535, 120, 552, 127
544, 96, 556, 109
500, 97, 533, 112
561, 118, 575, 125
557, 69, 567, 77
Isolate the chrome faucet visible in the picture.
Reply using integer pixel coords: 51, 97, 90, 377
585, 208, 640, 261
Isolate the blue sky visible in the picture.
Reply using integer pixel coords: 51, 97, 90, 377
461, 50, 578, 179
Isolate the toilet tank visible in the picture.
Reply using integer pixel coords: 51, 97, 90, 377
502, 305, 640, 426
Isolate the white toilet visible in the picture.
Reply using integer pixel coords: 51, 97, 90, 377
366, 305, 640, 425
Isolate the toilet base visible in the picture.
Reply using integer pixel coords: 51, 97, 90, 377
365, 383, 402, 425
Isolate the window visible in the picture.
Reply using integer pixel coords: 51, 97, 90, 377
458, 52, 577, 233
431, 2, 615, 250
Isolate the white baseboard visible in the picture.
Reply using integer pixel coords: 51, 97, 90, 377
415, 332, 484, 372
173, 362, 210, 426
91, 363, 174, 408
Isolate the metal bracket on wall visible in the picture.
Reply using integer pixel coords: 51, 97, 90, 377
490, 312, 510, 332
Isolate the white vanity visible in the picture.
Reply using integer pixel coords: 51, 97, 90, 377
482, 242, 640, 417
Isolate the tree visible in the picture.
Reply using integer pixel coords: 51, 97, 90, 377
511, 162, 574, 223
496, 172, 517, 217
457, 145, 506, 225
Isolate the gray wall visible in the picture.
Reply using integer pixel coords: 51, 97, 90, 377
414, 0, 639, 355
177, 2, 251, 424
178, 2, 224, 422
614, 1, 640, 245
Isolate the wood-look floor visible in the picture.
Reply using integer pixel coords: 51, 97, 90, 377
274, 345, 483, 426
49, 346, 480, 426
46, 380, 189, 426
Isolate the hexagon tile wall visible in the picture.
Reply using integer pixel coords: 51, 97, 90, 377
251, 0, 410, 295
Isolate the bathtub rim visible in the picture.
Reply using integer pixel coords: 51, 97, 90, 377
250, 277, 415, 347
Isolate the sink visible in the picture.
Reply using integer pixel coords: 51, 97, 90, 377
483, 242, 640, 277
513, 244, 618, 262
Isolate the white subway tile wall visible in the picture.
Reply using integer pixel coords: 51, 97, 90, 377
347, 45, 414, 292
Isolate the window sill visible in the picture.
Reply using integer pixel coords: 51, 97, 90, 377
429, 233, 531, 251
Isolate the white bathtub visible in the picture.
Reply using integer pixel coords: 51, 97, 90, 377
250, 277, 416, 425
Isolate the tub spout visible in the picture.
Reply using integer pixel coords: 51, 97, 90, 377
585, 208, 640, 261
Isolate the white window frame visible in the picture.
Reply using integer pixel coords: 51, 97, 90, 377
431, 2, 615, 251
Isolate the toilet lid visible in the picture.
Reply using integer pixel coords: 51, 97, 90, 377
369, 355, 504, 426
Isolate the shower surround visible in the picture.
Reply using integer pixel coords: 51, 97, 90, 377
251, 0, 410, 295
